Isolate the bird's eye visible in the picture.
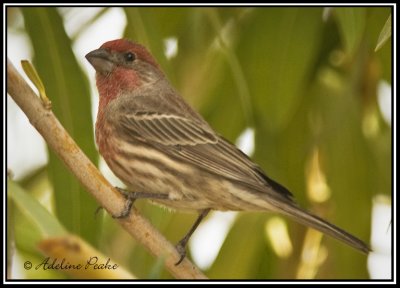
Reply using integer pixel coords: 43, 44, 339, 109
125, 52, 135, 62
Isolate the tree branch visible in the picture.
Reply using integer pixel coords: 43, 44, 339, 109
7, 58, 207, 280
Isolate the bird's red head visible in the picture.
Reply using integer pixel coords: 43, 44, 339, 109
86, 39, 164, 112
99, 39, 161, 70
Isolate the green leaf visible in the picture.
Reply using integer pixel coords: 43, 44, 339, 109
237, 8, 324, 132
21, 60, 51, 108
147, 255, 167, 279
375, 14, 391, 52
365, 8, 392, 83
21, 8, 100, 245
335, 8, 367, 57
8, 180, 67, 240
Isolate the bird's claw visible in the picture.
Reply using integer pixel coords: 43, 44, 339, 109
112, 187, 135, 219
175, 241, 187, 266
94, 206, 104, 218
112, 188, 169, 219
112, 197, 134, 219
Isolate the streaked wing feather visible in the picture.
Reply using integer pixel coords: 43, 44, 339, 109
120, 112, 293, 199
123, 113, 217, 145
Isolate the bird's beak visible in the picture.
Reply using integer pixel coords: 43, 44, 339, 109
85, 48, 115, 75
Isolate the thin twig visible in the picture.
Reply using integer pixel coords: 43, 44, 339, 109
7, 58, 207, 280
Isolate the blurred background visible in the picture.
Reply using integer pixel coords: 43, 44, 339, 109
7, 6, 392, 279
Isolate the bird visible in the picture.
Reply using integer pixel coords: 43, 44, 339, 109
85, 39, 370, 265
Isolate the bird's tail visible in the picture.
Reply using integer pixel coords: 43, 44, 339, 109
274, 202, 370, 254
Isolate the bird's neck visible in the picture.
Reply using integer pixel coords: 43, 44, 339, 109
96, 69, 139, 110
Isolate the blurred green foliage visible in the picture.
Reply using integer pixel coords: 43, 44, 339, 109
21, 8, 101, 246
8, 6, 391, 279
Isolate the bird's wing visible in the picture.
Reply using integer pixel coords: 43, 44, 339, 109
119, 111, 293, 200
121, 112, 218, 146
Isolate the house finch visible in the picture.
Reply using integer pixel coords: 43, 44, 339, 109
86, 39, 369, 265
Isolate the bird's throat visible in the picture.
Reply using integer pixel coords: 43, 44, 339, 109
96, 68, 142, 111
